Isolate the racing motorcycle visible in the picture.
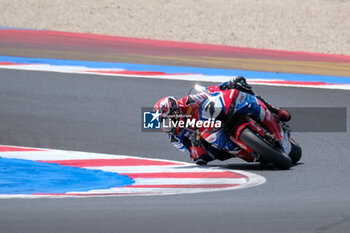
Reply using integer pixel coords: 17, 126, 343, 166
190, 84, 302, 169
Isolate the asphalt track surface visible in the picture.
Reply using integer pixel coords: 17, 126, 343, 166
1, 69, 350, 233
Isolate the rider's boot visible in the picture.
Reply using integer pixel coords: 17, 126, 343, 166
194, 154, 214, 165
256, 96, 291, 122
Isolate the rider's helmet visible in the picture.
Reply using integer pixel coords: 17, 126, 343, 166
154, 96, 180, 133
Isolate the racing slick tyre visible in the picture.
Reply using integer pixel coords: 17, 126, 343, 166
239, 128, 292, 170
288, 138, 302, 164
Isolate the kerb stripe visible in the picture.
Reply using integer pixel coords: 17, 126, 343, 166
38, 158, 184, 167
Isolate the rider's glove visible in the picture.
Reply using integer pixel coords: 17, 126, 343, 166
220, 76, 254, 95
233, 76, 254, 94
189, 130, 206, 161
189, 130, 202, 147
234, 76, 248, 85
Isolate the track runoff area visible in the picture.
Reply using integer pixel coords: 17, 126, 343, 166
0, 28, 349, 198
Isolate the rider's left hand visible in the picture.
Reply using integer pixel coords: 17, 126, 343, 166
189, 130, 202, 147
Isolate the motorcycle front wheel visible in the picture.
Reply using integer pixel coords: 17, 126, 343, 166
239, 128, 292, 169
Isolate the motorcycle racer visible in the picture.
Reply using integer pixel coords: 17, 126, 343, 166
154, 76, 291, 165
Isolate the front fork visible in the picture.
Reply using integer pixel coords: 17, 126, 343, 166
228, 115, 285, 161
229, 117, 266, 152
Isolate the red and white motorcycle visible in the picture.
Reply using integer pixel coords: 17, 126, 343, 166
193, 84, 302, 169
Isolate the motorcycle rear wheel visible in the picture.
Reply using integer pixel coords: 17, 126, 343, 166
239, 128, 292, 169
289, 138, 302, 164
